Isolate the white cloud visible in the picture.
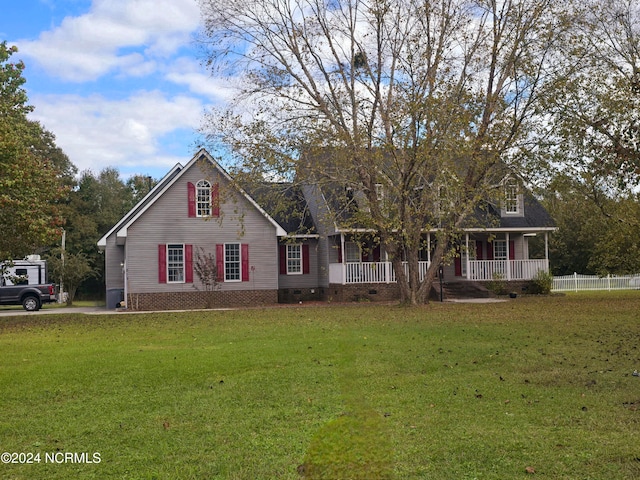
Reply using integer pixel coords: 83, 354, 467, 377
18, 0, 201, 82
165, 57, 239, 103
30, 90, 204, 175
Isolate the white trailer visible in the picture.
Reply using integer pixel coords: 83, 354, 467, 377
1, 255, 49, 286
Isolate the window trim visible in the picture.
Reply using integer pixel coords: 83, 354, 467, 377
286, 244, 303, 275
504, 178, 519, 214
493, 240, 507, 260
196, 179, 212, 217
345, 242, 361, 263
224, 243, 241, 282
167, 244, 185, 283
374, 183, 384, 201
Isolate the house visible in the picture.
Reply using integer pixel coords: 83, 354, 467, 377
99, 149, 292, 310
301, 174, 556, 301
99, 149, 555, 309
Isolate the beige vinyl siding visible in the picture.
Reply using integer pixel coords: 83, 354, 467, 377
104, 237, 125, 290
125, 164, 278, 294
278, 240, 321, 289
301, 184, 334, 287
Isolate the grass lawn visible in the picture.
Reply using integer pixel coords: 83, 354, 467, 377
0, 292, 639, 479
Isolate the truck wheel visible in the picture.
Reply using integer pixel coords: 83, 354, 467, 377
23, 295, 41, 311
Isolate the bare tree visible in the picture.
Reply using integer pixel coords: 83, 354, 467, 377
198, 0, 571, 304
193, 246, 219, 292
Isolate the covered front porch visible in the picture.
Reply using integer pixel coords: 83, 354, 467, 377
328, 231, 551, 285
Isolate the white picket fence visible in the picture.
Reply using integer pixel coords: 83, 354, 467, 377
552, 273, 640, 292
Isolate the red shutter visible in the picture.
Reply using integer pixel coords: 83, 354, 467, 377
303, 244, 310, 274
487, 242, 494, 260
279, 245, 287, 274
337, 244, 343, 263
373, 245, 381, 262
509, 240, 515, 260
187, 182, 196, 217
185, 244, 193, 283
158, 244, 167, 283
212, 182, 220, 217
476, 241, 483, 260
454, 256, 462, 276
216, 244, 224, 282
241, 244, 249, 281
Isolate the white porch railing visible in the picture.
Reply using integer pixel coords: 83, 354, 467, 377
468, 259, 549, 281
329, 259, 549, 284
345, 261, 390, 283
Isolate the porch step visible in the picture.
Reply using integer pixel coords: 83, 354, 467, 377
431, 281, 492, 301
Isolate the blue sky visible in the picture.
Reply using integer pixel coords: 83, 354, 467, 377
2, 0, 235, 179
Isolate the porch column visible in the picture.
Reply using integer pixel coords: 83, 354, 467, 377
427, 233, 431, 264
506, 232, 511, 281
465, 233, 470, 280
385, 248, 391, 283
544, 232, 549, 272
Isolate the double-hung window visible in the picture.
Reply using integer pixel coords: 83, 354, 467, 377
493, 240, 507, 260
224, 243, 241, 281
287, 244, 302, 274
345, 242, 361, 263
167, 244, 184, 283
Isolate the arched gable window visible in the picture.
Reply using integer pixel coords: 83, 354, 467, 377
504, 177, 519, 214
196, 180, 211, 217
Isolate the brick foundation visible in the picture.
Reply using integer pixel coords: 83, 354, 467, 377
124, 290, 278, 311
278, 287, 327, 303
327, 283, 400, 302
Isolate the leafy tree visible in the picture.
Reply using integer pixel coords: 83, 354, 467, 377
589, 197, 640, 275
540, 174, 640, 275
61, 168, 158, 300
540, 175, 608, 275
45, 248, 94, 305
0, 42, 70, 260
198, 0, 573, 304
535, 0, 640, 190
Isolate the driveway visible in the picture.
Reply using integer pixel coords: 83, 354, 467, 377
0, 306, 109, 317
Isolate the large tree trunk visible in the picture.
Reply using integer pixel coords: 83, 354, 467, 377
391, 234, 449, 305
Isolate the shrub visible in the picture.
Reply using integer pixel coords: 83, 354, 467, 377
487, 272, 507, 295
530, 270, 553, 294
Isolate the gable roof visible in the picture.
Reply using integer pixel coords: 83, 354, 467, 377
97, 149, 286, 249
299, 150, 555, 233
97, 163, 183, 249
242, 182, 317, 237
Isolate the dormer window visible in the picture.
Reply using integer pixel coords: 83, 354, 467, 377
505, 178, 519, 214
375, 183, 384, 201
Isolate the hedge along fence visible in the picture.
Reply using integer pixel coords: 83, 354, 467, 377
552, 273, 640, 292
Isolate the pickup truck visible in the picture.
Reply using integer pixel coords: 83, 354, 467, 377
0, 277, 57, 311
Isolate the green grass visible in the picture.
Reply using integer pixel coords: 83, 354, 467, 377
0, 293, 639, 479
